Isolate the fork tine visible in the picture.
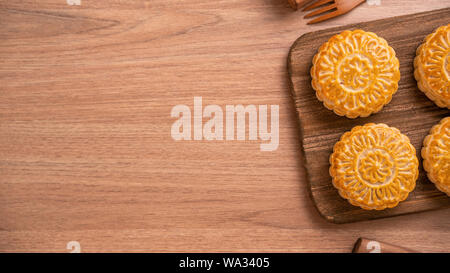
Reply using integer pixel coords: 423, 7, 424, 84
304, 3, 337, 18
303, 0, 334, 11
307, 10, 341, 24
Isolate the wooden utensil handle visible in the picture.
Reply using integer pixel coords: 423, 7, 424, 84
352, 238, 417, 253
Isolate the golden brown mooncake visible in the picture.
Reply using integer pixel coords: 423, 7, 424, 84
414, 24, 450, 109
330, 123, 419, 210
311, 30, 400, 119
421, 117, 450, 196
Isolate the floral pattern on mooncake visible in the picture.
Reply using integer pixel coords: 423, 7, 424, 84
330, 123, 419, 210
414, 24, 450, 109
422, 117, 450, 196
311, 30, 400, 119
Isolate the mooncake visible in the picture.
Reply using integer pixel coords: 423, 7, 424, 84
414, 24, 450, 109
421, 117, 450, 196
330, 123, 419, 210
311, 30, 400, 118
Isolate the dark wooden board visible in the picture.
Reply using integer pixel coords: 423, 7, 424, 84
288, 8, 450, 224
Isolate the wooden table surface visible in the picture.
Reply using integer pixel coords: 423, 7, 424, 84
1, 0, 449, 253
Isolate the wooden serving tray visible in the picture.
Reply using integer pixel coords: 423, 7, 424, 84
288, 8, 450, 224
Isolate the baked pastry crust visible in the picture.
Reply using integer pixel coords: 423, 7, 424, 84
330, 123, 418, 210
421, 117, 450, 196
414, 24, 450, 109
311, 30, 400, 119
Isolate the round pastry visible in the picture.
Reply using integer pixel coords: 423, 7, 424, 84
330, 123, 419, 210
311, 30, 400, 119
421, 117, 450, 196
414, 24, 450, 109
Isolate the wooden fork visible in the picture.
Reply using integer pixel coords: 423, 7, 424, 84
303, 0, 366, 24
288, 0, 316, 10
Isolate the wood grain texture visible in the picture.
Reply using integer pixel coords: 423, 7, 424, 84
288, 8, 450, 224
1, 0, 450, 252
352, 237, 416, 253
